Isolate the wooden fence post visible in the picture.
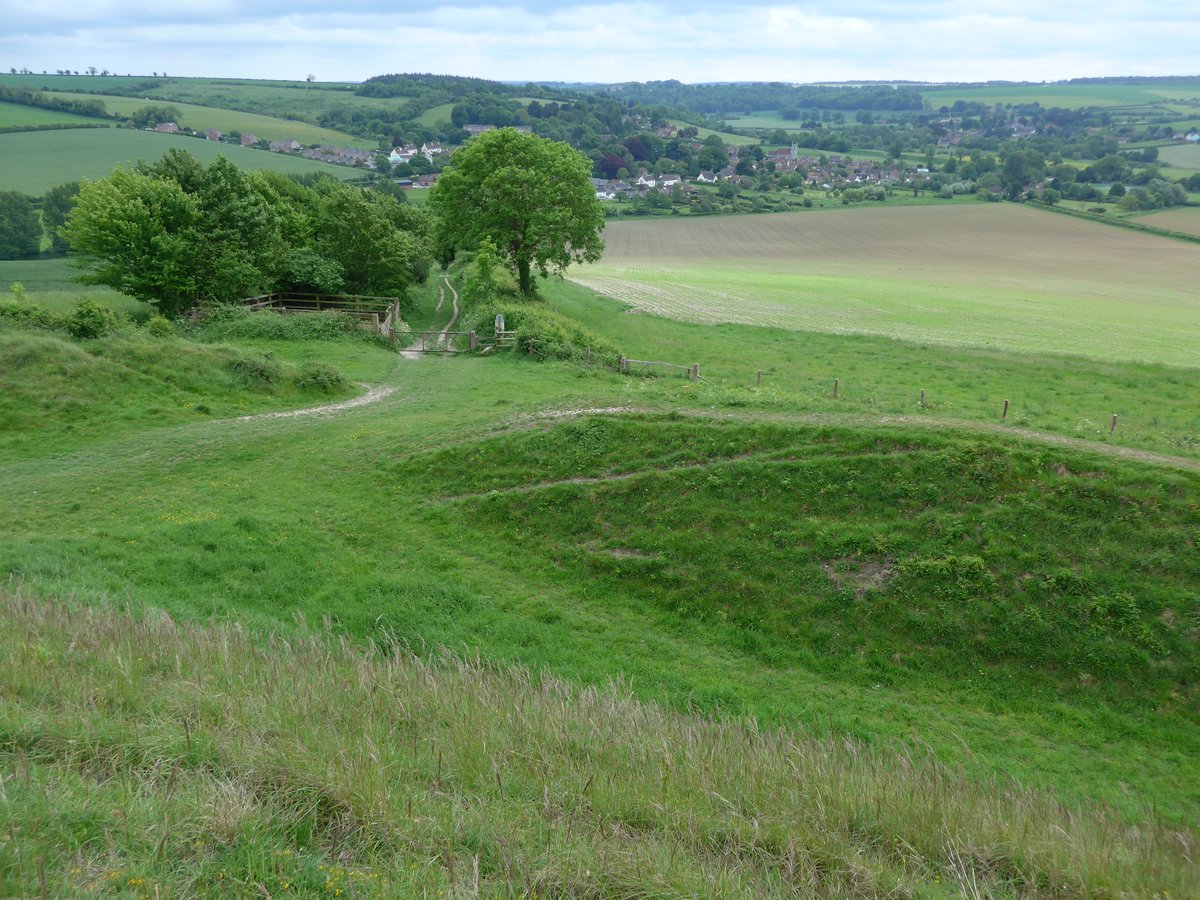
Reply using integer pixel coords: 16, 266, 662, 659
620, 355, 627, 374
691, 364, 700, 383
756, 370, 762, 387
1002, 399, 1009, 419
1110, 414, 1118, 434
919, 388, 925, 409
469, 330, 478, 351
834, 378, 839, 399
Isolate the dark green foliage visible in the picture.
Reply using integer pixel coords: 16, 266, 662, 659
0, 191, 41, 259
40, 181, 79, 254
63, 149, 433, 315
474, 301, 620, 365
64, 298, 118, 338
0, 297, 65, 329
229, 351, 285, 385
431, 129, 604, 296
293, 361, 346, 393
193, 305, 366, 342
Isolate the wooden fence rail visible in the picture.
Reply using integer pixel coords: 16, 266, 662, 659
620, 356, 702, 382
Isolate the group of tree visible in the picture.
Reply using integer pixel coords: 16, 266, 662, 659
63, 150, 435, 316
0, 182, 79, 260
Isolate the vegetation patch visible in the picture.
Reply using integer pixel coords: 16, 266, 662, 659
0, 324, 355, 454
474, 301, 621, 366
1, 587, 1195, 898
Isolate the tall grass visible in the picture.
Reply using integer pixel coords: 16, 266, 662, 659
2, 585, 1195, 897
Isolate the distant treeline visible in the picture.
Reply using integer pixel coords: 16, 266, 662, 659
577, 81, 925, 115
357, 72, 550, 100
0, 84, 110, 119
0, 122, 111, 135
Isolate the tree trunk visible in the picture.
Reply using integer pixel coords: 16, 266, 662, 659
517, 257, 532, 297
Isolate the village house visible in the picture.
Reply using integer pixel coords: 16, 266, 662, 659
153, 122, 181, 134
269, 139, 302, 153
696, 170, 719, 183
240, 133, 258, 147
205, 128, 222, 142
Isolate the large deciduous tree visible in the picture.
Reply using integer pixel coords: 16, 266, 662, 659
430, 128, 604, 296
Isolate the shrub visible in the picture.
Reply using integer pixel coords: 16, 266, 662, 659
229, 352, 284, 385
144, 314, 176, 338
195, 305, 366, 342
293, 362, 346, 393
65, 298, 118, 339
0, 299, 66, 330
473, 302, 621, 367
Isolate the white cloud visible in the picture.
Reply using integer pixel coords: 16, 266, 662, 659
0, 1, 1196, 82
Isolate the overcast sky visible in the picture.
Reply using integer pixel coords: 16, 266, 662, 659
2, 1, 1197, 85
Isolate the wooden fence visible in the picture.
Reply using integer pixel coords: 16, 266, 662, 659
620, 356, 703, 382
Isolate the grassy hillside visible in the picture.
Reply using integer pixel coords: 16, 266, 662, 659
3, 588, 1195, 897
0, 324, 385, 455
40, 91, 377, 147
3, 204, 1200, 893
0, 128, 362, 194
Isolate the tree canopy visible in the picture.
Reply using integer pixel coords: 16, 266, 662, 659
63, 150, 434, 316
430, 128, 604, 296
0, 191, 42, 260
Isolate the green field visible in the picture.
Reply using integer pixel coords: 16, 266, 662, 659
0, 100, 105, 127
0, 127, 361, 194
1158, 142, 1200, 170
920, 79, 1200, 109
41, 91, 376, 147
571, 204, 1200, 368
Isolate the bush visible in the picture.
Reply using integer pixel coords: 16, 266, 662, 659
229, 352, 284, 385
293, 362, 346, 393
0, 299, 66, 331
195, 305, 367, 342
65, 299, 118, 339
144, 314, 176, 338
473, 302, 621, 367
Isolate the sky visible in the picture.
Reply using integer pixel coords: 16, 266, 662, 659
2, 1, 1198, 85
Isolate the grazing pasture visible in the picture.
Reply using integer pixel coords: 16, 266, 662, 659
0, 127, 359, 194
572, 204, 1200, 367
1158, 142, 1200, 170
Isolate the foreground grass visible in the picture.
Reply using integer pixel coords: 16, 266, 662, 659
2, 587, 1196, 898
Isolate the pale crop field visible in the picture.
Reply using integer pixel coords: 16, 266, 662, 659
1135, 206, 1200, 237
1158, 143, 1200, 170
572, 204, 1200, 367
